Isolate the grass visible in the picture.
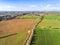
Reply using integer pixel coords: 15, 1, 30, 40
19, 15, 40, 19
31, 15, 60, 45
38, 19, 60, 29
0, 33, 27, 45
32, 28, 60, 45
44, 15, 60, 20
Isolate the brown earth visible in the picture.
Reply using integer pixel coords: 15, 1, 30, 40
0, 19, 37, 36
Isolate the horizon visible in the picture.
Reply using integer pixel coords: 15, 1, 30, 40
0, 0, 60, 11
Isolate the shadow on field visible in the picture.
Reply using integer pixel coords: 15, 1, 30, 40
0, 33, 18, 39
30, 31, 37, 45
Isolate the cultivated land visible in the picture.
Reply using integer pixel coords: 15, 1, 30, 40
0, 15, 39, 45
31, 15, 60, 45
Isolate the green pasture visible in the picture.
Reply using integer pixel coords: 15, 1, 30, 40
44, 15, 60, 20
0, 33, 27, 45
20, 15, 40, 19
31, 15, 60, 45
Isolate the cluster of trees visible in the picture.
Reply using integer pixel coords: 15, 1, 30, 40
0, 11, 45, 21
0, 15, 16, 21
0, 13, 29, 21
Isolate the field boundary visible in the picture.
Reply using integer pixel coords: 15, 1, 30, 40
0, 33, 17, 39
24, 15, 44, 45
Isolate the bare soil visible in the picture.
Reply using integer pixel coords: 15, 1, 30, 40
0, 19, 37, 36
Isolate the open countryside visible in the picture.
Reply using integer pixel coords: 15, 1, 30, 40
0, 12, 60, 45
0, 15, 39, 45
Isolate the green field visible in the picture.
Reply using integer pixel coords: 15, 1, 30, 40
20, 15, 40, 19
31, 15, 60, 45
0, 33, 27, 45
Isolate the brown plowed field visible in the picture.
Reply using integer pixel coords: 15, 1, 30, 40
0, 19, 37, 35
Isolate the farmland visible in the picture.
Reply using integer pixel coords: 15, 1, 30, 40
31, 15, 60, 45
0, 12, 60, 45
19, 14, 40, 19
0, 15, 39, 45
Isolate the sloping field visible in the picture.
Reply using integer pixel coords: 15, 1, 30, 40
31, 15, 60, 45
0, 19, 38, 45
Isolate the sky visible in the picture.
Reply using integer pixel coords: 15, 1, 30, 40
0, 0, 60, 11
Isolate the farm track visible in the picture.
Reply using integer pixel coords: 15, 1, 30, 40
25, 15, 44, 45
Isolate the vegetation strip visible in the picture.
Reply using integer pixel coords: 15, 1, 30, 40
0, 33, 17, 39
